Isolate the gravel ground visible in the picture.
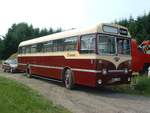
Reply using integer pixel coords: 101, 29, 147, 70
0, 68, 150, 113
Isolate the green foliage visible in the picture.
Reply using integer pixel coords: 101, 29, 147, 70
112, 76, 150, 96
0, 76, 71, 113
0, 39, 4, 59
1, 23, 34, 59
115, 12, 150, 44
134, 76, 150, 93
0, 22, 62, 60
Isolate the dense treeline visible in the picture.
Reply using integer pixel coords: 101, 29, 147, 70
115, 12, 150, 43
0, 23, 62, 60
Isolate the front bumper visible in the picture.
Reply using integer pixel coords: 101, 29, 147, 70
96, 71, 132, 86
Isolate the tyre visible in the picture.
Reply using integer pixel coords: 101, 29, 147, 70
64, 69, 74, 89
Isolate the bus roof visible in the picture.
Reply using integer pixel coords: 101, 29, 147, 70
19, 23, 130, 47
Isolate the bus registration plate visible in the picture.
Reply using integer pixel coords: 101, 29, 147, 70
112, 78, 120, 82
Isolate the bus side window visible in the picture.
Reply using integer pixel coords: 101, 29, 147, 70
43, 42, 47, 52
64, 37, 77, 51
80, 34, 96, 54
57, 39, 64, 51
26, 46, 31, 53
43, 41, 52, 52
37, 43, 43, 52
53, 40, 57, 52
22, 47, 26, 54
31, 45, 37, 53
18, 47, 22, 54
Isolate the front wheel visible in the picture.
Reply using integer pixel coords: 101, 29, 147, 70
64, 69, 74, 89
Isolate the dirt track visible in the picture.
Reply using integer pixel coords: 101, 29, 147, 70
0, 70, 150, 113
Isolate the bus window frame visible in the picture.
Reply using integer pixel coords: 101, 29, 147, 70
64, 36, 78, 51
97, 34, 116, 56
102, 25, 118, 34
79, 33, 97, 54
116, 37, 131, 56
97, 33, 131, 56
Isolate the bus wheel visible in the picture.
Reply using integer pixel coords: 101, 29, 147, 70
64, 69, 74, 89
26, 67, 32, 78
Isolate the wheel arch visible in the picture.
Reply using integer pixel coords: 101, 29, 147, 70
61, 66, 75, 84
61, 66, 72, 81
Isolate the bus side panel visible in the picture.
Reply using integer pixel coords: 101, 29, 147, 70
74, 71, 97, 87
65, 59, 97, 87
65, 59, 96, 70
18, 64, 26, 72
18, 57, 26, 72
31, 66, 61, 79
18, 56, 98, 86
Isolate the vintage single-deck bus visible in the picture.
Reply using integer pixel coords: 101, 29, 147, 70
18, 23, 132, 89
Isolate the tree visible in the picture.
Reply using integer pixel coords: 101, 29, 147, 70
39, 28, 49, 37
0, 39, 4, 59
2, 23, 35, 59
115, 12, 150, 43
0, 22, 62, 59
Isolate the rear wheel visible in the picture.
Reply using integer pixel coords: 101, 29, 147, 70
64, 69, 74, 89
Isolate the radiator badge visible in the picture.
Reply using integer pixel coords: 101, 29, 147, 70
113, 57, 120, 62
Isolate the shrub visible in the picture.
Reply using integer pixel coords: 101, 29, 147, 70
134, 76, 150, 93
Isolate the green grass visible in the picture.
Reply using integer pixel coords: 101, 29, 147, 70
0, 76, 71, 113
112, 75, 150, 96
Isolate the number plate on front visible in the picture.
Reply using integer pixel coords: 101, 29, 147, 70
112, 78, 120, 82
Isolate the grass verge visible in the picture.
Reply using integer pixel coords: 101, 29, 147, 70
0, 76, 71, 113
112, 75, 150, 96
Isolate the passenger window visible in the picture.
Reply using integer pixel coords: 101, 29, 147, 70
26, 46, 31, 53
22, 47, 26, 54
80, 34, 96, 53
57, 39, 64, 51
53, 40, 57, 52
43, 41, 53, 52
31, 45, 37, 53
37, 43, 43, 52
64, 37, 77, 51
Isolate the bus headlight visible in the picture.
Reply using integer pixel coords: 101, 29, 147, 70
128, 77, 131, 81
102, 68, 107, 75
97, 79, 102, 84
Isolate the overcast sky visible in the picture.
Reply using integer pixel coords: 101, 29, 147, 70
0, 0, 150, 36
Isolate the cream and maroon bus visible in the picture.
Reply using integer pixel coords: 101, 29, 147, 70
18, 23, 132, 89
